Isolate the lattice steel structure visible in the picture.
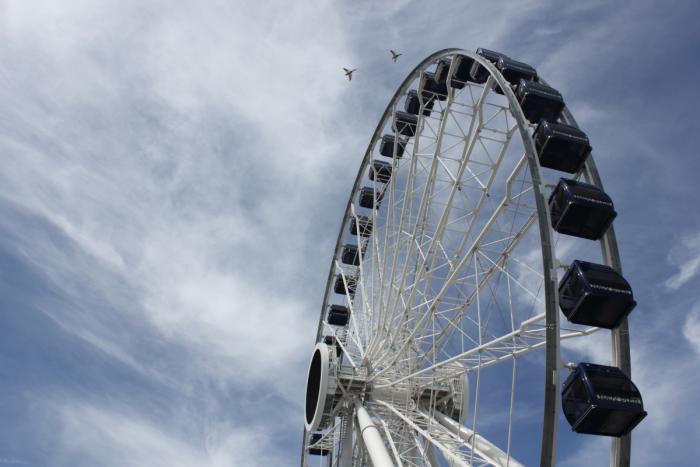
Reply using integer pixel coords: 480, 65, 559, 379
301, 48, 645, 467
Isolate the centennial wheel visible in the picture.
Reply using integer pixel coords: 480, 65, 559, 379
301, 48, 646, 467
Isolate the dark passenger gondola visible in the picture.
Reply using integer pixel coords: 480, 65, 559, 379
494, 57, 537, 94
562, 363, 647, 437
434, 58, 451, 84
470, 48, 508, 84
394, 111, 418, 137
534, 120, 592, 173
358, 186, 383, 209
405, 89, 435, 117
327, 304, 350, 326
559, 260, 636, 329
369, 160, 392, 183
420, 71, 448, 101
333, 274, 356, 296
308, 433, 329, 456
349, 215, 373, 237
379, 134, 406, 159
516, 79, 565, 123
445, 55, 475, 89
549, 178, 617, 240
341, 244, 362, 266
323, 335, 342, 357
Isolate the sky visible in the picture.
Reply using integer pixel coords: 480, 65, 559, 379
1, 0, 699, 466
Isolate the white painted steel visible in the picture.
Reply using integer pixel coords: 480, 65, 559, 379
340, 411, 355, 467
305, 343, 331, 432
432, 408, 524, 467
301, 48, 633, 467
355, 402, 395, 467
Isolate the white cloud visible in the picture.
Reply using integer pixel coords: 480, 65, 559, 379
0, 0, 357, 462
560, 327, 611, 365
0, 0, 356, 395
665, 231, 700, 290
683, 304, 700, 356
47, 401, 286, 467
558, 436, 609, 467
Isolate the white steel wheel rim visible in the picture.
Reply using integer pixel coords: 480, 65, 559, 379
302, 48, 632, 467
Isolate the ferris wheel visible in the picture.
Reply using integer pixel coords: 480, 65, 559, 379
301, 48, 647, 467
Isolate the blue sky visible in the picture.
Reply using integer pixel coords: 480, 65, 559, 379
1, 0, 699, 465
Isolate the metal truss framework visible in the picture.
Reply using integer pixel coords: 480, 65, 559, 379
302, 49, 631, 467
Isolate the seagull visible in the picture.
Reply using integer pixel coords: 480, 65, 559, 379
343, 68, 356, 81
390, 50, 402, 62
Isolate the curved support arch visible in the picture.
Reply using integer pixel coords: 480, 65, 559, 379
560, 108, 631, 467
305, 48, 632, 467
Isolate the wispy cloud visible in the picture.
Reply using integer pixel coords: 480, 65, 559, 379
683, 303, 700, 356
46, 400, 287, 467
1, 0, 356, 463
665, 230, 700, 290
0, 0, 355, 390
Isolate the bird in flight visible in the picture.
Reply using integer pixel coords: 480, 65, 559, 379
390, 50, 402, 62
343, 67, 356, 81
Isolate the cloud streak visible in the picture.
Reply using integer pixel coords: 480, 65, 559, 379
1, 0, 358, 463
47, 400, 287, 467
665, 231, 700, 290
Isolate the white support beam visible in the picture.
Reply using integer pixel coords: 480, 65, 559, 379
376, 312, 546, 389
431, 409, 524, 467
378, 418, 404, 467
374, 400, 470, 467
355, 402, 395, 467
